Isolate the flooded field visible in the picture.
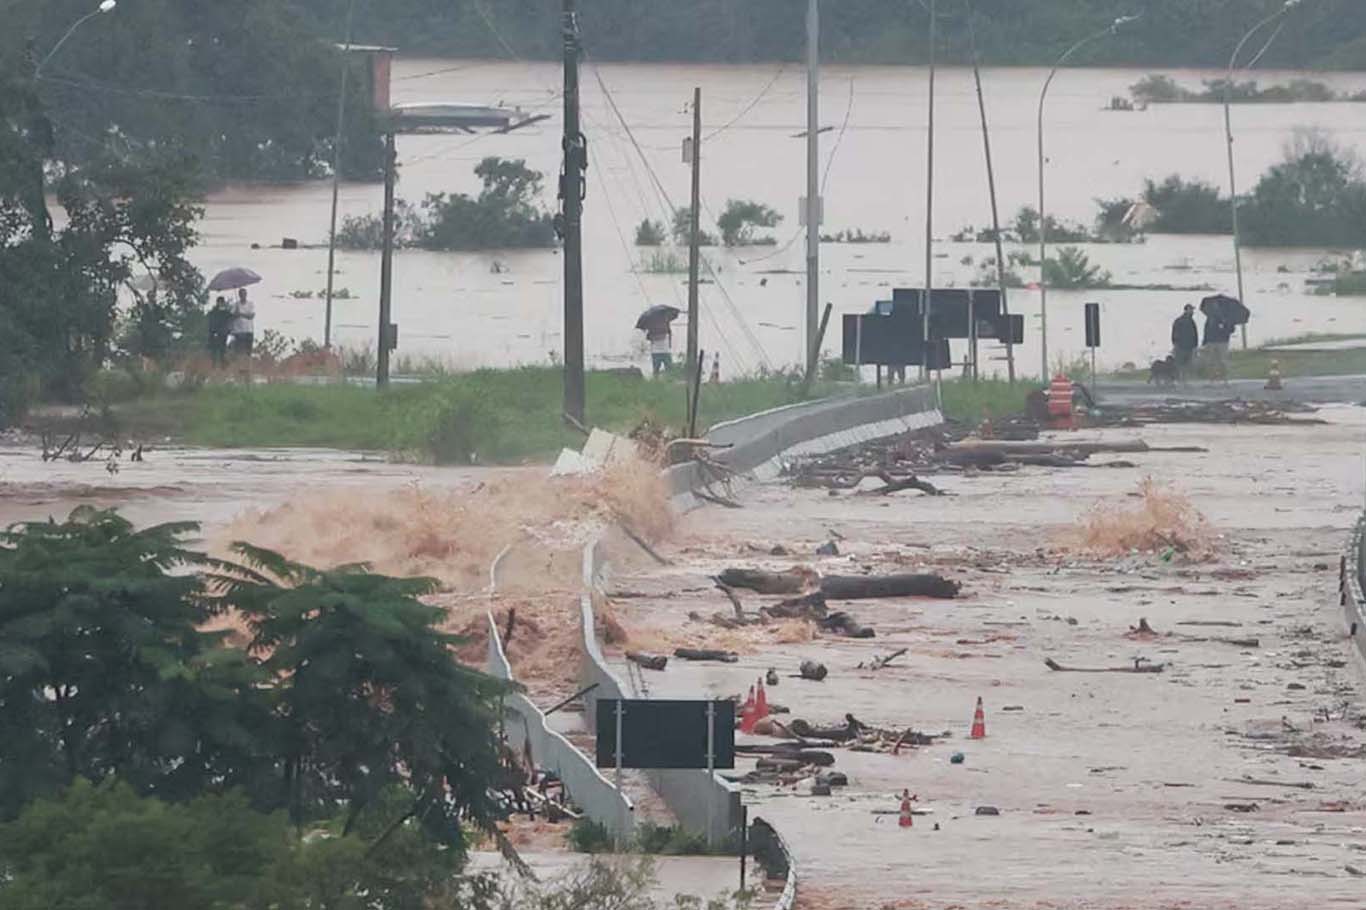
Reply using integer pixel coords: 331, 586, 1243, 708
602, 406, 1366, 908
192, 60, 1366, 379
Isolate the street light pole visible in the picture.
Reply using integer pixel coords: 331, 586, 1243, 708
323, 0, 358, 350
36, 0, 116, 76
1225, 0, 1303, 351
804, 0, 820, 374
1037, 15, 1137, 382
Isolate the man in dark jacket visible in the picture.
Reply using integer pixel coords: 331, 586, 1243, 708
1200, 299, 1235, 381
1171, 304, 1199, 381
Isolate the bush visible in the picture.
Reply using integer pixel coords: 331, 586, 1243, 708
640, 249, 688, 273
402, 381, 504, 464
717, 199, 782, 247
1012, 206, 1089, 244
1131, 74, 1192, 103
635, 219, 666, 246
671, 208, 717, 246
568, 818, 614, 853
1142, 175, 1229, 234
635, 823, 712, 855
1043, 247, 1110, 289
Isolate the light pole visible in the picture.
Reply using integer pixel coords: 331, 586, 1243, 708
37, 0, 116, 76
1037, 14, 1136, 381
1225, 0, 1304, 350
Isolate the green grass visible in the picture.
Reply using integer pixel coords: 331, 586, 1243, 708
106, 367, 857, 464
939, 378, 1036, 423
1109, 333, 1366, 382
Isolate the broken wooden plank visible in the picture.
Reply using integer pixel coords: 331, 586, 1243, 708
821, 573, 960, 600
674, 648, 739, 663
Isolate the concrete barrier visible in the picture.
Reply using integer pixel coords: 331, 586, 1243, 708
1344, 515, 1366, 665
667, 384, 941, 498
485, 612, 635, 840
579, 538, 745, 847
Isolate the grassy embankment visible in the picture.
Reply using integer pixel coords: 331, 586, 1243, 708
1111, 333, 1366, 383
98, 369, 1033, 463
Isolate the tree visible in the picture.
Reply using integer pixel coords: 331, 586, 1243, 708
634, 218, 665, 246
1142, 175, 1229, 234
0, 508, 275, 819
1241, 133, 1366, 247
1043, 247, 1111, 289
415, 157, 556, 250
219, 543, 511, 848
716, 199, 781, 247
670, 207, 715, 247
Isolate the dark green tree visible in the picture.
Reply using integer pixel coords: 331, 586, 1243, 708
716, 199, 782, 247
0, 508, 275, 820
416, 156, 556, 250
220, 543, 511, 850
1242, 135, 1366, 246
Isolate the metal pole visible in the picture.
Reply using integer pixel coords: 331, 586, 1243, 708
968, 289, 977, 382
739, 803, 748, 890
1038, 22, 1128, 381
1225, 3, 1298, 352
323, 0, 358, 349
805, 0, 820, 373
705, 700, 716, 850
968, 8, 1015, 384
686, 87, 702, 384
561, 0, 587, 425
614, 699, 625, 849
377, 130, 396, 388
921, 0, 937, 382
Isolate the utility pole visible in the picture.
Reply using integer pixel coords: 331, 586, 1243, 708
323, 0, 358, 349
804, 0, 820, 374
920, 0, 937, 382
560, 0, 587, 425
968, 9, 1015, 384
686, 88, 702, 385
376, 130, 396, 388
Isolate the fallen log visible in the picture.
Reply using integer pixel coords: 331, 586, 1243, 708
717, 567, 811, 595
863, 471, 943, 496
821, 573, 960, 600
764, 590, 828, 620
1045, 657, 1164, 674
859, 647, 908, 671
675, 648, 739, 663
626, 651, 668, 671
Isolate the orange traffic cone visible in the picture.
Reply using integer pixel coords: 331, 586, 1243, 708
739, 686, 758, 734
898, 789, 916, 828
970, 697, 986, 739
754, 680, 769, 720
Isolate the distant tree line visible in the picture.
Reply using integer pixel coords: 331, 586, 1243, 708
327, 0, 1366, 69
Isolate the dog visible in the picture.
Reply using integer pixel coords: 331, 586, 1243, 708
1148, 355, 1178, 386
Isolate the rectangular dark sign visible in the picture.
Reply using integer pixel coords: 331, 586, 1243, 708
595, 699, 735, 770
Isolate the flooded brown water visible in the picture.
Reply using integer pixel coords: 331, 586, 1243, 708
193, 61, 1366, 379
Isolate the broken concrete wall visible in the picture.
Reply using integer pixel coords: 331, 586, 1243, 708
1345, 515, 1366, 665
486, 612, 637, 841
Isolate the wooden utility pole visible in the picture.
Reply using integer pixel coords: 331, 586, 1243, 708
804, 0, 820, 374
968, 10, 1015, 384
377, 130, 396, 388
560, 0, 587, 424
686, 87, 702, 384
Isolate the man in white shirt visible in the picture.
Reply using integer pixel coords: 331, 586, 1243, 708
230, 288, 256, 358
648, 327, 672, 376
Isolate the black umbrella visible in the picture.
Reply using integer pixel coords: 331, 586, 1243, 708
635, 304, 681, 332
207, 267, 263, 292
1201, 293, 1250, 325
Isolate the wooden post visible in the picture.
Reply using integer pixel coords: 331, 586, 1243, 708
377, 130, 396, 388
686, 87, 702, 384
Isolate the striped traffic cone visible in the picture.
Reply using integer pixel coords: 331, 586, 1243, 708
898, 789, 915, 828
739, 686, 758, 734
754, 680, 769, 720
970, 697, 987, 739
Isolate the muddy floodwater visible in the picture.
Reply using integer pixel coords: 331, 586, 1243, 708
603, 406, 1366, 909
193, 61, 1366, 379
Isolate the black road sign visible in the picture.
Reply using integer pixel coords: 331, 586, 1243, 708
595, 699, 735, 770
1085, 302, 1101, 348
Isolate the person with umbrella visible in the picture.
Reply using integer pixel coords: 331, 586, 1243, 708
207, 268, 262, 366
1198, 294, 1249, 382
636, 305, 680, 377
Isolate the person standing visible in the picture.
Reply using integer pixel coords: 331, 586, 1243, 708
1199, 298, 1232, 382
1171, 304, 1199, 382
230, 287, 255, 360
208, 296, 232, 366
647, 326, 672, 377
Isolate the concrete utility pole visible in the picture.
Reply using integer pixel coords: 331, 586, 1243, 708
377, 130, 396, 388
804, 0, 820, 373
686, 87, 702, 384
323, 0, 358, 349
1225, 0, 1303, 351
560, 0, 587, 424
921, 0, 937, 381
